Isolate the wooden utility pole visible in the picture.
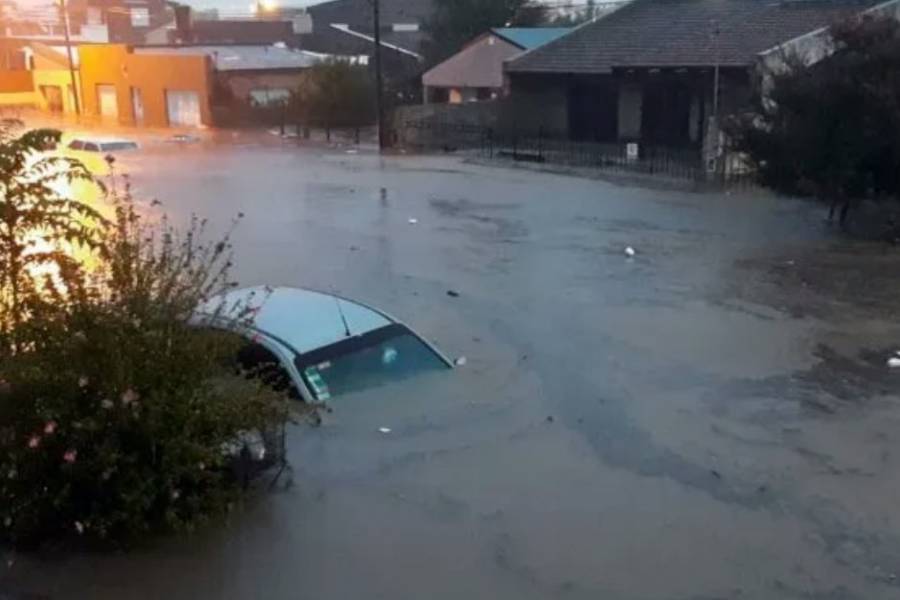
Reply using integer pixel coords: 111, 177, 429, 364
372, 0, 385, 150
59, 0, 81, 116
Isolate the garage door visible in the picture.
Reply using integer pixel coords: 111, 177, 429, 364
166, 90, 201, 127
97, 84, 118, 119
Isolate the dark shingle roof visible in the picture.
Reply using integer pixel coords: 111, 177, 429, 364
508, 0, 879, 73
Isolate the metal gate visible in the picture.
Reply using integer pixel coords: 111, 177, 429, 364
166, 90, 200, 127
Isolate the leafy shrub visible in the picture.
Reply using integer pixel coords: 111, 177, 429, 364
0, 128, 289, 547
292, 61, 376, 129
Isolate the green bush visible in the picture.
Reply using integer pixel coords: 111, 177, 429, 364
0, 127, 289, 547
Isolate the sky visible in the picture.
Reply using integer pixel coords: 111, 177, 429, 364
13, 0, 595, 20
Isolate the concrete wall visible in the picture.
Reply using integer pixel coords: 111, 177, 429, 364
0, 69, 33, 93
79, 44, 213, 127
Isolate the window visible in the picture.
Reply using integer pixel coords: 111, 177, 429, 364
100, 141, 138, 152
249, 88, 291, 107
130, 7, 150, 27
295, 324, 448, 400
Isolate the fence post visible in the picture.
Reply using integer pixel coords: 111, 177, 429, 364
538, 126, 543, 162
513, 125, 518, 161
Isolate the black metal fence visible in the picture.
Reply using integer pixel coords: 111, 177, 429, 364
398, 119, 759, 188
483, 130, 706, 181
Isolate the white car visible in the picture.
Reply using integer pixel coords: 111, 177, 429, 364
194, 286, 453, 405
66, 137, 139, 153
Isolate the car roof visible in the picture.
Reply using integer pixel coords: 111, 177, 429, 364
196, 286, 395, 355
69, 137, 137, 145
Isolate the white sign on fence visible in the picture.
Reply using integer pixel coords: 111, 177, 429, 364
626, 142, 639, 161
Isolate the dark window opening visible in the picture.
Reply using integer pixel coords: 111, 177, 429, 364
567, 82, 617, 142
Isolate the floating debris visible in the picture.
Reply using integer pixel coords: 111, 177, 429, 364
378, 427, 392, 434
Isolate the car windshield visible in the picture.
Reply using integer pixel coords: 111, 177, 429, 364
100, 141, 138, 152
295, 323, 449, 401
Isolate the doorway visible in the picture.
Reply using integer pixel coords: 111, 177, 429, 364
131, 87, 144, 125
97, 84, 118, 119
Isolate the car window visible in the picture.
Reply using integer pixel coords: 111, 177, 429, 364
101, 141, 138, 152
68, 140, 84, 150
295, 324, 449, 401
237, 342, 300, 399
83, 142, 100, 152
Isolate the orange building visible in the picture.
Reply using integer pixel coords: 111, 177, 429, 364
78, 44, 214, 127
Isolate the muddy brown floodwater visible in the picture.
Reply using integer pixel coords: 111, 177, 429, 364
3, 135, 900, 600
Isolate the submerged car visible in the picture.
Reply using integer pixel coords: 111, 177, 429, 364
194, 286, 454, 404
66, 137, 139, 153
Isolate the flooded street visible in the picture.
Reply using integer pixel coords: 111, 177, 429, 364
5, 136, 900, 599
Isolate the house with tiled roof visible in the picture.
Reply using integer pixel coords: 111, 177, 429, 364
503, 0, 897, 160
422, 28, 570, 103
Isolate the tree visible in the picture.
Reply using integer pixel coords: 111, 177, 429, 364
422, 0, 548, 66
727, 16, 900, 225
293, 61, 376, 132
0, 123, 104, 349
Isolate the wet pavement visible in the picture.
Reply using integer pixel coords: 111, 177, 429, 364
4, 134, 900, 600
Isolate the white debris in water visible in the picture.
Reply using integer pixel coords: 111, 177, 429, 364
346, 149, 358, 154
624, 246, 636, 258
378, 427, 392, 434
888, 357, 900, 368
455, 356, 467, 367
408, 218, 418, 225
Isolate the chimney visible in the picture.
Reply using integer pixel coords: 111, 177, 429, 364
174, 5, 193, 43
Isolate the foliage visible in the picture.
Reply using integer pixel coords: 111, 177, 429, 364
0, 133, 289, 547
548, 0, 598, 26
726, 16, 900, 221
422, 0, 547, 66
0, 127, 104, 348
292, 61, 376, 129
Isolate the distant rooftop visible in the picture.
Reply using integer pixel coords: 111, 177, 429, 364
135, 44, 321, 71
492, 27, 572, 50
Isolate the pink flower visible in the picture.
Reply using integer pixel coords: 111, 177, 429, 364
63, 449, 77, 464
27, 435, 40, 449
43, 421, 57, 435
121, 389, 139, 406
